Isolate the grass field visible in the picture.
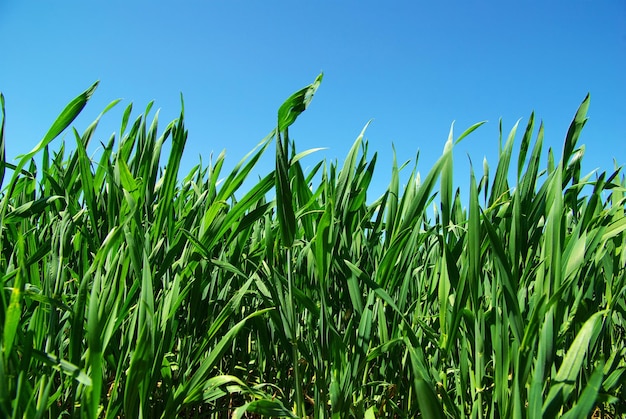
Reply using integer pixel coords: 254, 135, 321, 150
1, 75, 625, 418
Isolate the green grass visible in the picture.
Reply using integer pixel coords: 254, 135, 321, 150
1, 75, 625, 418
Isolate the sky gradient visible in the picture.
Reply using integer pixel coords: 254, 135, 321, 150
1, 1, 625, 199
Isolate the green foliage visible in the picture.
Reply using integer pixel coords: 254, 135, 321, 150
0, 76, 625, 418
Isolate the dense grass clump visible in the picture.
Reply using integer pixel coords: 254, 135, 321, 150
1, 76, 625, 418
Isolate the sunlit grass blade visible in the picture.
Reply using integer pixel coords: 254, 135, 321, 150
277, 73, 323, 132
543, 310, 605, 416
560, 360, 605, 419
561, 93, 590, 174
233, 398, 298, 419
3, 233, 26, 356
488, 119, 519, 207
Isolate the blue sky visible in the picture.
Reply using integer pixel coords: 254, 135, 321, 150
1, 1, 625, 200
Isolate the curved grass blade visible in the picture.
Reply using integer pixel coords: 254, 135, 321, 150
543, 310, 605, 416
276, 73, 323, 248
277, 73, 323, 132
232, 399, 298, 419
560, 360, 604, 419
561, 94, 589, 173
1, 82, 98, 231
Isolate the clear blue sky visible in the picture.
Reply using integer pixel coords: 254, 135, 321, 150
1, 1, 625, 200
